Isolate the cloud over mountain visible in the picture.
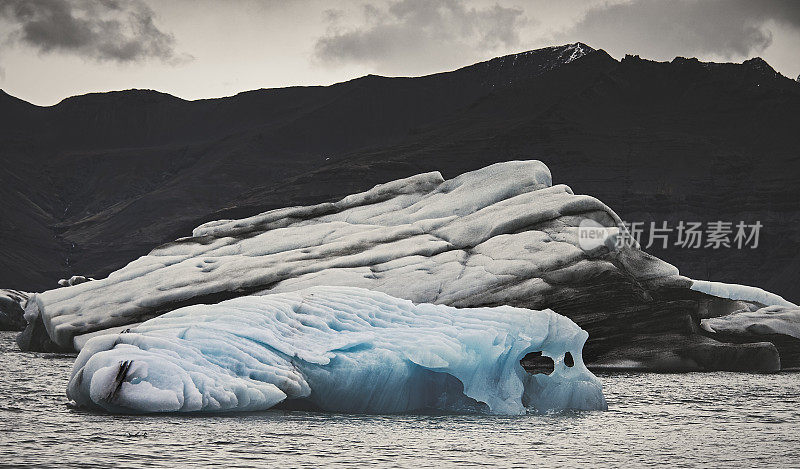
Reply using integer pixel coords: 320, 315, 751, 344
555, 0, 800, 60
314, 0, 527, 74
0, 0, 190, 63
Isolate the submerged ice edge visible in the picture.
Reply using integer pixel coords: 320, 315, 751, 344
66, 286, 607, 415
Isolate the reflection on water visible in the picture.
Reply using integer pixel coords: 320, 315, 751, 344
1, 331, 798, 467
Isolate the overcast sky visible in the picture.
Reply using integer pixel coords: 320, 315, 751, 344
1, 0, 798, 106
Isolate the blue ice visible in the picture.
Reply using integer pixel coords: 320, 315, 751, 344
67, 287, 607, 414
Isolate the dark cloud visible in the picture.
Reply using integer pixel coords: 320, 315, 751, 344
558, 0, 800, 60
314, 0, 527, 74
0, 0, 190, 63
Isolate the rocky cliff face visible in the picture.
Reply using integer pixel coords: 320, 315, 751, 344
18, 161, 796, 372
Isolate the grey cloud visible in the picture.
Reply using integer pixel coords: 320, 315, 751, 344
557, 0, 800, 60
322, 8, 344, 23
0, 0, 190, 63
314, 0, 527, 74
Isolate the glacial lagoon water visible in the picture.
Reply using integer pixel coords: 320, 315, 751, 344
1, 331, 799, 468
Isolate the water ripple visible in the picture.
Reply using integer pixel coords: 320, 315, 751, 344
1, 332, 799, 467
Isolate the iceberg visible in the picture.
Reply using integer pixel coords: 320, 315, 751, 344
67, 286, 607, 414
20, 161, 686, 361
701, 305, 800, 368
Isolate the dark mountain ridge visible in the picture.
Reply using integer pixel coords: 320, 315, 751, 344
1, 43, 798, 301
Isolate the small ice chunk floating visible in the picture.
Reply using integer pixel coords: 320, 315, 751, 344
67, 286, 607, 415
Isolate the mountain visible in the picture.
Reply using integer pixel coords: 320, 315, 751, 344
1, 43, 799, 302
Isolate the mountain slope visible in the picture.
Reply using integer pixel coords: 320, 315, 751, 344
1, 43, 798, 301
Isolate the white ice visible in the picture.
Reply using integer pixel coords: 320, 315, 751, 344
73, 323, 143, 351
67, 286, 607, 415
690, 280, 796, 308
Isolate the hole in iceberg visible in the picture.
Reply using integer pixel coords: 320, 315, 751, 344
520, 351, 554, 375
564, 352, 574, 367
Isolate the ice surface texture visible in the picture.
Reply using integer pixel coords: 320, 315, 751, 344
703, 305, 800, 340
690, 280, 796, 308
67, 286, 607, 414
